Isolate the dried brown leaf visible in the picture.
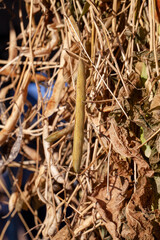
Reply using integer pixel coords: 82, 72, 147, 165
90, 176, 129, 240
122, 177, 158, 240
108, 118, 153, 176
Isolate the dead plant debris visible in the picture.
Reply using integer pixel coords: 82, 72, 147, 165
0, 0, 160, 239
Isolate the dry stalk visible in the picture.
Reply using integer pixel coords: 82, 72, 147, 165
0, 1, 159, 239
0, 68, 31, 146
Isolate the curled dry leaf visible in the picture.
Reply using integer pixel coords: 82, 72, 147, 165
111, 152, 133, 177
90, 176, 130, 240
108, 118, 153, 176
122, 177, 160, 240
1, 2, 159, 239
108, 118, 134, 158
118, 72, 141, 102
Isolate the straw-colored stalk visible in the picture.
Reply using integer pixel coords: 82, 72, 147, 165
0, 70, 31, 146
72, 59, 86, 173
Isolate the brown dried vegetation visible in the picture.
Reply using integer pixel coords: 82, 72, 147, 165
0, 0, 160, 239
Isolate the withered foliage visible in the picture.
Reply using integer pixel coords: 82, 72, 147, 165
0, 0, 160, 239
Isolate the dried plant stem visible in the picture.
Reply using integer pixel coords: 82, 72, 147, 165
18, 212, 35, 239
74, 212, 100, 236
112, 0, 118, 36
44, 37, 68, 117
0, 69, 31, 146
0, 209, 17, 240
0, 1, 159, 239
67, 15, 128, 119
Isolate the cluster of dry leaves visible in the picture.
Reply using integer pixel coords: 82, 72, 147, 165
0, 0, 160, 239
